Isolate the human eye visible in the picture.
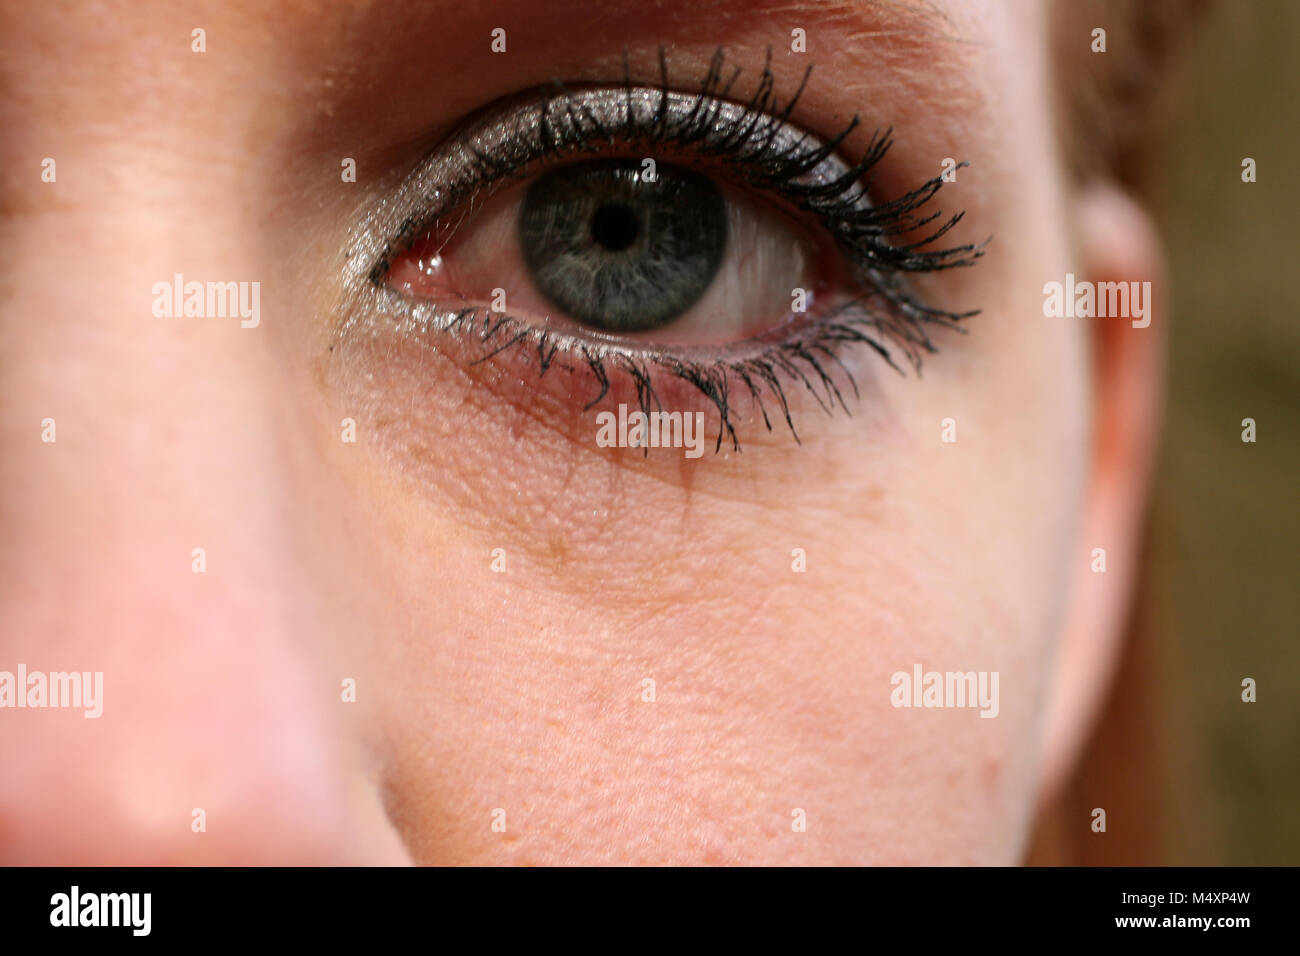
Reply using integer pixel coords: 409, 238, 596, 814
361, 50, 984, 451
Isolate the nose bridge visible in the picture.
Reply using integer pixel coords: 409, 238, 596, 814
0, 156, 293, 612
0, 0, 298, 590
0, 80, 398, 860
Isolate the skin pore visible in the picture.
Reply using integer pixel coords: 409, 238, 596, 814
0, 0, 1162, 863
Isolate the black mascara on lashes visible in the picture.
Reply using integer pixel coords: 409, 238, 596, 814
356, 49, 986, 452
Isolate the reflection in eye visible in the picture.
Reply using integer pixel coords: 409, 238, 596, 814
370, 52, 985, 450
519, 159, 728, 334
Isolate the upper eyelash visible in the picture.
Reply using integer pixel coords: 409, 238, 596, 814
359, 48, 986, 453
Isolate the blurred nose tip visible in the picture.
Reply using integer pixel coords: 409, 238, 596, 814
0, 661, 412, 864
0, 765, 409, 865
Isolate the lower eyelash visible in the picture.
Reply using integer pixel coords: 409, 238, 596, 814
358, 48, 987, 452
368, 284, 972, 453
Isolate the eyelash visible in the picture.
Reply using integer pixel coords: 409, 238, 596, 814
363, 48, 986, 452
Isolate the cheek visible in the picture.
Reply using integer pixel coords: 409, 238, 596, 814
317, 9, 1087, 860
324, 268, 1087, 866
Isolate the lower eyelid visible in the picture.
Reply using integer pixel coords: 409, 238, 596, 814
359, 274, 930, 456
365, 238, 970, 455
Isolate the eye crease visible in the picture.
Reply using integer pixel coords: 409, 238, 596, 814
366, 50, 986, 452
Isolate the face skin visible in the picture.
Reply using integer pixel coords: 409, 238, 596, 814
0, 0, 1163, 864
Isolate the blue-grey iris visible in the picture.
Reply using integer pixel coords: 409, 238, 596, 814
518, 159, 727, 333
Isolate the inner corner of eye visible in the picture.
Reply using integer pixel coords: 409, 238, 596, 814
386, 158, 828, 345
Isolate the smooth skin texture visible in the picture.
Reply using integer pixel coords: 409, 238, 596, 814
0, 0, 1163, 864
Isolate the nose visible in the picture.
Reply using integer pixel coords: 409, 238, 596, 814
0, 596, 409, 864
0, 302, 409, 863
0, 261, 409, 864
0, 100, 408, 866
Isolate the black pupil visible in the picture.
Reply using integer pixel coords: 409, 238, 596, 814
590, 203, 639, 252
518, 159, 727, 333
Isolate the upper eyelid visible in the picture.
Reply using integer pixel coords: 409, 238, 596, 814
356, 78, 982, 363
362, 83, 869, 288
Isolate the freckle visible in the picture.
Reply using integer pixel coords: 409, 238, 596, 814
867, 486, 884, 502
984, 753, 1004, 787
548, 537, 569, 562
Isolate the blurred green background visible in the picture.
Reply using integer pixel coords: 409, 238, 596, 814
1150, 0, 1299, 865
1029, 0, 1298, 865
